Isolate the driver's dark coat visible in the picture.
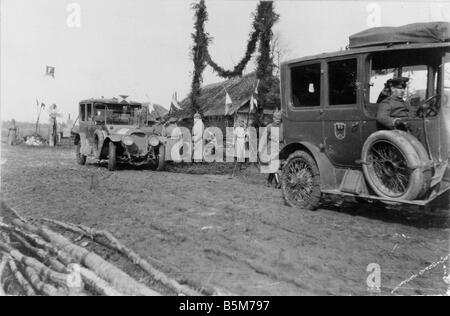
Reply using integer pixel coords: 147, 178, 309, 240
376, 95, 411, 129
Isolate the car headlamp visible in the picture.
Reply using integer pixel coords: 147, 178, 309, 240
149, 136, 160, 147
123, 136, 134, 146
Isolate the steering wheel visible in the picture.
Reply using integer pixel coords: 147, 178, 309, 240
418, 94, 440, 117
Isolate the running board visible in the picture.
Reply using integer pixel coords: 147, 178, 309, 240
321, 186, 450, 207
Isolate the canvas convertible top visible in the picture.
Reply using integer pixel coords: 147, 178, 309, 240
349, 22, 450, 49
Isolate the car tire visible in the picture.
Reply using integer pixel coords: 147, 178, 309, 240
108, 142, 117, 171
362, 130, 430, 201
399, 131, 432, 198
93, 131, 105, 158
281, 150, 321, 210
156, 144, 166, 171
76, 143, 86, 165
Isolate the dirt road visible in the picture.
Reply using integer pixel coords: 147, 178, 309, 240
1, 143, 449, 295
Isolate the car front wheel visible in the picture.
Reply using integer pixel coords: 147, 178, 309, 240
156, 144, 166, 171
108, 142, 117, 171
76, 143, 86, 165
281, 150, 321, 210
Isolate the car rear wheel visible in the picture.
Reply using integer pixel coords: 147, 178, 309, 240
281, 150, 321, 210
76, 143, 86, 165
362, 130, 430, 201
108, 142, 117, 171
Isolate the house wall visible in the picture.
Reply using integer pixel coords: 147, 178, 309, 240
235, 113, 274, 128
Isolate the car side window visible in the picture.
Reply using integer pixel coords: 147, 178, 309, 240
328, 59, 357, 105
86, 103, 93, 121
290, 63, 321, 107
80, 104, 86, 121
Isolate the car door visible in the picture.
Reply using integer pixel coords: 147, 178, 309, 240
284, 61, 324, 148
322, 57, 363, 168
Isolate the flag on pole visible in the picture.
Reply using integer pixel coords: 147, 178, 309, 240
224, 87, 232, 115
249, 79, 260, 113
171, 92, 181, 110
225, 91, 232, 106
254, 79, 260, 95
249, 94, 258, 113
45, 66, 55, 78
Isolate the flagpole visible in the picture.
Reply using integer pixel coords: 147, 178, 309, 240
246, 79, 259, 128
223, 84, 232, 116
35, 104, 43, 134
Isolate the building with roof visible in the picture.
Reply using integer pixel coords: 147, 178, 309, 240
177, 72, 280, 132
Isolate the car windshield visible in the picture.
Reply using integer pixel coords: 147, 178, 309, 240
443, 53, 450, 142
93, 104, 147, 126
444, 53, 450, 101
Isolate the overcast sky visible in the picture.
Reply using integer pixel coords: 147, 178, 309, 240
1, 0, 449, 122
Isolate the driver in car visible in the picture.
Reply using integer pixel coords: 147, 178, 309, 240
376, 77, 413, 131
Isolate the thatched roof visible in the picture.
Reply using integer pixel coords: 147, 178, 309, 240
178, 72, 265, 118
142, 103, 169, 121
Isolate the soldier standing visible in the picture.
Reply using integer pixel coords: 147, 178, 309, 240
231, 120, 247, 177
48, 104, 58, 147
151, 117, 165, 135
7, 119, 18, 146
192, 113, 204, 162
265, 110, 283, 188
163, 117, 183, 161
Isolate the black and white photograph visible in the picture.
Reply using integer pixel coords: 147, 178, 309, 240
0, 0, 449, 299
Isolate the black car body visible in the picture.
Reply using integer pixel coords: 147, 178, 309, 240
279, 22, 450, 209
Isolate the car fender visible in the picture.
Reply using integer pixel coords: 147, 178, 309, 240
108, 135, 123, 143
280, 141, 338, 190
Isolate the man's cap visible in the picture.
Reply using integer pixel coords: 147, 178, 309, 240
389, 77, 409, 88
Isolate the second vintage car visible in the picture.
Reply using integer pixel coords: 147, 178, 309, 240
73, 97, 166, 171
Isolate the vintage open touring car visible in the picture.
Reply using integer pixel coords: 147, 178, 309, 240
72, 97, 166, 171
279, 22, 450, 210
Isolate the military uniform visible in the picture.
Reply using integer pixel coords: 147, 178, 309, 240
376, 95, 411, 129
7, 120, 18, 146
151, 122, 164, 135
376, 77, 413, 130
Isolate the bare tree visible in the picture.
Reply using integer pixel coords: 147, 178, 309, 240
271, 31, 292, 77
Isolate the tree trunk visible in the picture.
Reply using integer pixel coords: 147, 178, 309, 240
0, 255, 7, 296
0, 240, 72, 288
79, 267, 124, 296
22, 266, 63, 296
43, 218, 200, 296
37, 226, 160, 296
7, 257, 36, 296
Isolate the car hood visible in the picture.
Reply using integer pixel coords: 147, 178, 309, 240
106, 125, 150, 137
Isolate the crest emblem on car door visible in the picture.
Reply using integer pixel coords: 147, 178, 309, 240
334, 122, 346, 140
